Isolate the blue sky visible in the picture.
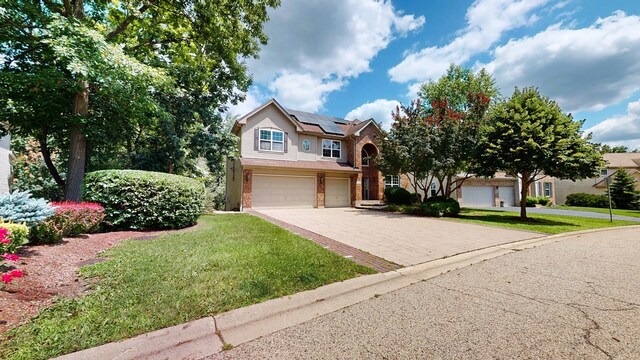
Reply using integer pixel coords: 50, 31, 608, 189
228, 0, 640, 149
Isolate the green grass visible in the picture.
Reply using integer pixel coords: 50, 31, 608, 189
0, 214, 374, 360
550, 205, 640, 218
451, 208, 638, 234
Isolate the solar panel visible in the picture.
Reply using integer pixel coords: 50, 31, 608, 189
287, 109, 346, 135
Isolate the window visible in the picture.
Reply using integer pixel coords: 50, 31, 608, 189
302, 139, 311, 152
430, 182, 437, 197
259, 129, 284, 152
322, 139, 341, 158
600, 169, 608, 176
385, 175, 400, 189
544, 182, 552, 197
362, 148, 370, 166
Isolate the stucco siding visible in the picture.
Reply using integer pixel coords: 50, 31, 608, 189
0, 136, 11, 194
297, 134, 318, 161
225, 158, 243, 211
554, 178, 604, 205
240, 104, 299, 161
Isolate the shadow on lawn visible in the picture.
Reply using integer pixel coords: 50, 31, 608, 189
459, 208, 580, 228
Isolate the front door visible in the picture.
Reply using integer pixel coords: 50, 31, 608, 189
363, 178, 369, 200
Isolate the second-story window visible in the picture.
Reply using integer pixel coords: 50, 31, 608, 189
322, 139, 341, 158
362, 148, 370, 166
260, 129, 284, 152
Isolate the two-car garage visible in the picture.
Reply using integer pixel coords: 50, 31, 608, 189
251, 174, 350, 209
460, 185, 515, 207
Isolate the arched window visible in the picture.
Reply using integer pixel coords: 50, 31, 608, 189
362, 148, 370, 166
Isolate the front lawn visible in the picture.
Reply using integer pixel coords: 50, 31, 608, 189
550, 205, 640, 218
0, 214, 374, 359
451, 208, 638, 234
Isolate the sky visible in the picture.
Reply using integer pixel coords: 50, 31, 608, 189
227, 0, 640, 150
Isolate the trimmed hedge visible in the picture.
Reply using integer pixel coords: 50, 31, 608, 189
384, 187, 414, 205
565, 193, 613, 208
422, 197, 461, 217
83, 170, 205, 230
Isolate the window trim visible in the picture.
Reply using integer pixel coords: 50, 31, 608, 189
385, 175, 400, 189
600, 169, 608, 176
362, 148, 370, 167
543, 182, 552, 197
259, 128, 284, 152
322, 139, 341, 159
430, 182, 437, 197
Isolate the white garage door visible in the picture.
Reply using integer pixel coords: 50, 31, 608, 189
498, 186, 515, 206
461, 186, 494, 207
252, 175, 316, 208
325, 178, 350, 208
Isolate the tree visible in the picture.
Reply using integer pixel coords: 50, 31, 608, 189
599, 144, 634, 153
0, 0, 279, 200
477, 87, 604, 219
609, 169, 640, 210
419, 64, 499, 197
377, 101, 436, 198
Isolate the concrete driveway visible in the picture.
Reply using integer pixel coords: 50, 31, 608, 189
211, 226, 640, 360
256, 208, 539, 266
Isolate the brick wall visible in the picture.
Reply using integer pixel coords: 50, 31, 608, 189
317, 173, 325, 208
242, 169, 253, 209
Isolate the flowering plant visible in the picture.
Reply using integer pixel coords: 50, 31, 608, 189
1, 228, 25, 288
30, 202, 105, 244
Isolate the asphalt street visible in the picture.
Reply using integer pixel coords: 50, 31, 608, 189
209, 227, 640, 359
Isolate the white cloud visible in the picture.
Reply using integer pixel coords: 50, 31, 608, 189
585, 98, 640, 149
389, 0, 550, 89
269, 73, 344, 113
226, 87, 266, 118
482, 11, 640, 113
236, 0, 423, 111
345, 99, 401, 130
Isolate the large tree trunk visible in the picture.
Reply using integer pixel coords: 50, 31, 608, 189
519, 171, 529, 220
64, 81, 89, 201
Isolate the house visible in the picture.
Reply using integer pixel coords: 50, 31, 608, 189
0, 135, 11, 193
554, 153, 640, 205
225, 99, 519, 210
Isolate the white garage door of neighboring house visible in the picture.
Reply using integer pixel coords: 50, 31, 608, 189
498, 186, 515, 206
252, 175, 316, 208
325, 178, 350, 208
461, 186, 494, 207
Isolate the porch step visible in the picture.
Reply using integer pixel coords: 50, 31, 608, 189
356, 200, 387, 210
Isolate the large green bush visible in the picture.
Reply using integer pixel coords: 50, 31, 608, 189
422, 197, 461, 217
83, 170, 205, 230
384, 187, 415, 205
565, 193, 613, 208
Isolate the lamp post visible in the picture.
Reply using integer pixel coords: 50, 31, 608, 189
606, 176, 613, 222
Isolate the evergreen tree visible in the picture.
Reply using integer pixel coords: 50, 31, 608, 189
609, 169, 640, 210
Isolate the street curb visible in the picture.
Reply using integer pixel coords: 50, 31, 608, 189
54, 225, 640, 360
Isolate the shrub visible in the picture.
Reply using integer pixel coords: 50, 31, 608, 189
0, 191, 54, 226
0, 223, 29, 254
565, 193, 613, 208
536, 197, 551, 206
83, 170, 205, 230
422, 197, 461, 217
29, 202, 106, 244
384, 187, 414, 205
525, 196, 538, 207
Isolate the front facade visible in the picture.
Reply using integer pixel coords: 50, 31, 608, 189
225, 99, 393, 210
554, 153, 640, 205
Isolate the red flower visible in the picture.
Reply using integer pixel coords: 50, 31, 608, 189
0, 228, 8, 237
1, 273, 12, 284
2, 253, 20, 261
0, 237, 9, 244
9, 269, 23, 278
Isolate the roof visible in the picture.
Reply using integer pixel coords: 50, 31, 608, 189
594, 169, 640, 188
603, 153, 640, 168
287, 109, 349, 136
240, 158, 360, 173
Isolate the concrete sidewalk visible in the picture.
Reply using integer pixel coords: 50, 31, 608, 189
55, 226, 639, 360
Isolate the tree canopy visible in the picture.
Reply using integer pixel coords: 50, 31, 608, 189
477, 87, 604, 218
1, 0, 280, 200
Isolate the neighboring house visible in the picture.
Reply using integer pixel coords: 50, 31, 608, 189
526, 175, 557, 204
554, 153, 640, 205
0, 135, 12, 194
225, 99, 520, 210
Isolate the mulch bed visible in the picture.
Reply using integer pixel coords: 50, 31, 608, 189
0, 229, 183, 333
